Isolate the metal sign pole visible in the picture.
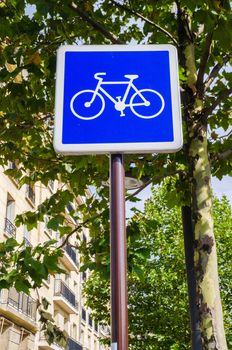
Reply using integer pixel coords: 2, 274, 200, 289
110, 154, 128, 350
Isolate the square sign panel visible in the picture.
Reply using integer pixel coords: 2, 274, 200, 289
54, 45, 182, 154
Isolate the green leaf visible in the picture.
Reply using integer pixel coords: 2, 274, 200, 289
47, 216, 64, 230
42, 297, 50, 310
80, 262, 96, 272
4, 238, 19, 251
132, 265, 145, 281
15, 279, 31, 294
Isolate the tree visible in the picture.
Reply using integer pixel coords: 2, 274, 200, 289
83, 186, 232, 350
0, 1, 232, 349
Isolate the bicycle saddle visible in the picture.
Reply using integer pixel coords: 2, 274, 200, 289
94, 72, 107, 79
124, 74, 139, 80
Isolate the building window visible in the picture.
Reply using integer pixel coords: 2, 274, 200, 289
24, 226, 32, 247
4, 194, 16, 237
71, 323, 77, 340
8, 161, 18, 170
74, 281, 78, 299
82, 272, 87, 281
25, 183, 35, 205
8, 161, 20, 186
80, 330, 84, 345
44, 215, 53, 238
65, 274, 70, 286
6, 194, 15, 222
88, 315, 93, 328
64, 244, 77, 264
81, 308, 86, 322
54, 309, 60, 327
64, 316, 69, 333
66, 202, 78, 224
66, 202, 74, 213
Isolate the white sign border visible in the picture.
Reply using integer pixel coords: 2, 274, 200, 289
54, 44, 183, 155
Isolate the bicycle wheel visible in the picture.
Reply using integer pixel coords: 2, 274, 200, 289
130, 89, 165, 119
70, 90, 105, 120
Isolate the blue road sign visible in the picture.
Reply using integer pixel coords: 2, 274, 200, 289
54, 45, 182, 154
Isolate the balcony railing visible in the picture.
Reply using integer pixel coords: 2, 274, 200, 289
54, 280, 76, 309
4, 217, 16, 237
26, 185, 35, 205
64, 244, 77, 264
0, 288, 37, 320
68, 338, 83, 350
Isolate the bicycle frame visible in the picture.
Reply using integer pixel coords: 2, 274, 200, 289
89, 78, 148, 107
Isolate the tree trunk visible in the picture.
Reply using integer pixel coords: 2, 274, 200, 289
176, 0, 228, 341
188, 122, 228, 349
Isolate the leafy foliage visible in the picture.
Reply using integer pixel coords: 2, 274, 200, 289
38, 297, 68, 347
83, 186, 232, 349
0, 0, 232, 348
213, 197, 232, 348
0, 238, 64, 293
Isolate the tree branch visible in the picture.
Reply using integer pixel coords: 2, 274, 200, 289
125, 170, 184, 202
204, 54, 232, 91
110, 0, 179, 46
211, 148, 232, 162
196, 32, 214, 93
38, 113, 54, 122
68, 3, 124, 44
203, 87, 232, 119
56, 211, 106, 249
56, 170, 184, 248
126, 177, 153, 201
217, 148, 232, 161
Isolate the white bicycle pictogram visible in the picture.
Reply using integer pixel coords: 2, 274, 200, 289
70, 72, 165, 120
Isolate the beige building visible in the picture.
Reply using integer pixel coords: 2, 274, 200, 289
0, 163, 110, 350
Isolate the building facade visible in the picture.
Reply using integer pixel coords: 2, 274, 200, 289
0, 163, 109, 350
